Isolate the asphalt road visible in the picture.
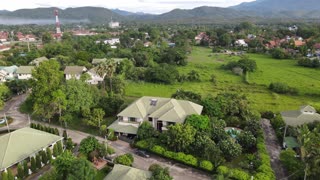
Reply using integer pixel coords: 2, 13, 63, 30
0, 94, 210, 180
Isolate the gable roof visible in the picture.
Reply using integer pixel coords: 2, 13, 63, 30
0, 127, 63, 171
0, 66, 18, 74
117, 96, 203, 123
29, 56, 48, 66
107, 120, 139, 134
281, 105, 320, 127
92, 58, 107, 65
64, 66, 86, 74
16, 66, 35, 74
104, 164, 152, 180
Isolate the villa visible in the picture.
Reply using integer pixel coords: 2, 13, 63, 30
107, 96, 203, 135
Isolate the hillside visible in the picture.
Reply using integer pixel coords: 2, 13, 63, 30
233, 0, 320, 12
0, 7, 123, 23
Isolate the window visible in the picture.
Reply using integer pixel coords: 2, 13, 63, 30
150, 99, 158, 106
129, 117, 136, 122
148, 117, 153, 122
118, 116, 123, 121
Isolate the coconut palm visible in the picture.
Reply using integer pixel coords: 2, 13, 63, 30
96, 59, 116, 94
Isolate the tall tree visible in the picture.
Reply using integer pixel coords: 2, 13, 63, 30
67, 158, 96, 180
96, 59, 116, 94
31, 60, 63, 122
53, 151, 76, 180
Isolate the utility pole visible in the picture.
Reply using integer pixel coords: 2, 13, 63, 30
4, 113, 10, 133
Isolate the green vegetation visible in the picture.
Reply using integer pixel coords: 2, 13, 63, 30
114, 153, 134, 166
125, 47, 320, 112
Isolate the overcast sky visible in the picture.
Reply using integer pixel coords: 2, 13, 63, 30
2, 0, 256, 14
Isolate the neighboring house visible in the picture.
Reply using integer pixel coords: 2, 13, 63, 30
29, 56, 48, 66
0, 127, 63, 172
0, 65, 18, 81
86, 68, 104, 85
194, 32, 210, 44
104, 38, 120, 46
0, 31, 8, 42
16, 66, 34, 80
0, 44, 10, 52
64, 66, 87, 80
25, 34, 36, 42
92, 58, 125, 65
108, 96, 203, 135
294, 40, 306, 47
104, 164, 152, 180
72, 30, 97, 36
0, 70, 6, 82
281, 105, 320, 127
109, 21, 120, 29
92, 58, 107, 65
235, 39, 248, 47
16, 32, 26, 41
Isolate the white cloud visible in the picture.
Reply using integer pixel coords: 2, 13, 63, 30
1, 0, 256, 14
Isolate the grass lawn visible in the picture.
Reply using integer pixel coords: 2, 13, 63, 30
125, 46, 320, 112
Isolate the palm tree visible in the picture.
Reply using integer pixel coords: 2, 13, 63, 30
96, 59, 116, 94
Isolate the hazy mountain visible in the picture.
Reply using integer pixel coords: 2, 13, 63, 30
0, 7, 123, 24
0, 10, 9, 15
112, 9, 151, 16
233, 0, 320, 12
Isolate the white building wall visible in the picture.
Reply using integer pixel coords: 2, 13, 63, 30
17, 74, 32, 80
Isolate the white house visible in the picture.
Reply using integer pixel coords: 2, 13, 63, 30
16, 66, 34, 80
109, 21, 120, 28
64, 66, 87, 80
235, 39, 248, 47
0, 65, 18, 81
104, 38, 120, 46
86, 68, 105, 85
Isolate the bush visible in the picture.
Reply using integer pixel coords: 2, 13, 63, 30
7, 169, 14, 180
217, 166, 229, 175
269, 82, 298, 95
261, 111, 274, 119
199, 160, 213, 171
135, 140, 149, 150
30, 157, 36, 173
151, 145, 166, 155
114, 154, 134, 166
229, 169, 250, 180
46, 147, 52, 162
1, 171, 8, 180
17, 163, 24, 179
36, 154, 42, 169
107, 146, 115, 155
23, 160, 29, 177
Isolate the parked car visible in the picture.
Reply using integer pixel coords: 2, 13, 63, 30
135, 150, 150, 158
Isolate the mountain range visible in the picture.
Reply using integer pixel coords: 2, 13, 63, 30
0, 0, 319, 24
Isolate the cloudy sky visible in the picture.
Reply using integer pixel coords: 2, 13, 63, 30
2, 0, 256, 14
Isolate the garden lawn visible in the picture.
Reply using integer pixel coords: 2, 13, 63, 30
125, 46, 320, 112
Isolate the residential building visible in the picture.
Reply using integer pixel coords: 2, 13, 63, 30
104, 164, 152, 180
86, 68, 104, 85
64, 66, 87, 80
108, 96, 203, 135
92, 58, 125, 65
0, 127, 63, 172
235, 39, 248, 47
104, 38, 120, 46
0, 44, 10, 52
281, 105, 320, 127
16, 66, 34, 80
0, 31, 8, 42
0, 65, 18, 81
109, 21, 120, 29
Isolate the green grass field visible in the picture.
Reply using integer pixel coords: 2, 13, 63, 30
125, 46, 320, 112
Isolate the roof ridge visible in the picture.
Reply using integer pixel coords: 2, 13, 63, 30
1, 132, 12, 169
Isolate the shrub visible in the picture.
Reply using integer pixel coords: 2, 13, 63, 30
229, 169, 250, 180
17, 163, 24, 179
46, 147, 52, 162
65, 138, 73, 150
107, 146, 115, 155
135, 140, 149, 149
151, 145, 166, 155
7, 169, 14, 180
57, 141, 63, 154
217, 166, 229, 175
41, 150, 48, 165
163, 150, 175, 159
36, 154, 42, 169
183, 154, 198, 166
199, 160, 213, 171
23, 160, 29, 177
269, 82, 298, 95
260, 111, 274, 119
30, 157, 37, 173
114, 154, 134, 166
1, 171, 8, 180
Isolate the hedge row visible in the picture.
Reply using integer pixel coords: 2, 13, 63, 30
135, 140, 213, 171
254, 137, 276, 180
30, 123, 60, 136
